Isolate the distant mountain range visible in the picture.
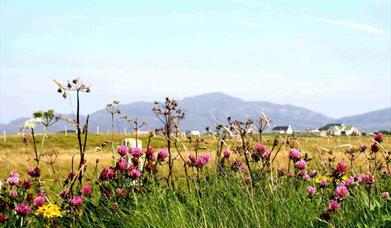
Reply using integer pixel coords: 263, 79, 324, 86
1, 92, 390, 134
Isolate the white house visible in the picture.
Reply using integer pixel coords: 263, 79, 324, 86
341, 125, 361, 136
319, 123, 361, 136
186, 130, 201, 137
272, 125, 293, 134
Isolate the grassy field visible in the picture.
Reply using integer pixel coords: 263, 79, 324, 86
1, 132, 390, 227
1, 133, 389, 179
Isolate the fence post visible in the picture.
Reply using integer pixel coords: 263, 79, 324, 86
124, 128, 127, 135
96, 126, 100, 134
64, 126, 67, 135
3, 131, 5, 142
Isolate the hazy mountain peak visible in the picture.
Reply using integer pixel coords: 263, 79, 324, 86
182, 92, 243, 103
1, 93, 389, 133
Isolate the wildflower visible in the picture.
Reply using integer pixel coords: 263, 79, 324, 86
22, 178, 32, 189
115, 188, 127, 198
0, 214, 7, 224
334, 185, 350, 199
223, 150, 231, 159
255, 144, 267, 153
370, 142, 379, 153
315, 176, 332, 187
262, 150, 271, 160
327, 200, 340, 213
188, 153, 197, 166
7, 172, 20, 185
117, 145, 128, 157
33, 196, 45, 207
145, 161, 157, 173
374, 132, 383, 143
81, 184, 92, 197
308, 170, 317, 178
35, 204, 62, 218
295, 160, 307, 170
363, 173, 375, 188
60, 188, 70, 200
130, 148, 143, 158
128, 168, 141, 180
243, 174, 251, 184
27, 167, 41, 178
335, 161, 347, 174
195, 154, 210, 168
146, 146, 155, 161
117, 158, 128, 172
9, 189, 18, 200
253, 144, 271, 162
69, 196, 84, 208
231, 159, 247, 172
354, 173, 366, 183
343, 177, 356, 187
100, 167, 116, 181
381, 192, 389, 200
289, 149, 301, 160
20, 117, 43, 130
157, 150, 169, 162
341, 175, 349, 181
26, 193, 34, 205
302, 173, 311, 181
359, 144, 367, 152
251, 151, 262, 162
131, 157, 140, 166
15, 203, 32, 216
307, 186, 316, 198
37, 190, 46, 197
103, 189, 113, 198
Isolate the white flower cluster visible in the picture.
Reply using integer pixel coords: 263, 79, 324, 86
20, 117, 43, 130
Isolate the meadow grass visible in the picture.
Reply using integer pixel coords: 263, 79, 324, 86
1, 133, 389, 179
1, 133, 390, 227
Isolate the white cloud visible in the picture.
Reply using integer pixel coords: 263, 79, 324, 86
314, 17, 387, 36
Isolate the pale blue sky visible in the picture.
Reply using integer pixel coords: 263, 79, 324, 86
0, 0, 390, 123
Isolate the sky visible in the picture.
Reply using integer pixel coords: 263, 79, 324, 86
0, 0, 390, 124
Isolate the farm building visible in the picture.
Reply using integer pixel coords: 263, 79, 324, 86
272, 125, 293, 134
319, 123, 361, 136
186, 130, 202, 137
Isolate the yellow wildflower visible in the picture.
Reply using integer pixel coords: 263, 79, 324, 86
35, 204, 63, 219
315, 176, 332, 184
342, 175, 350, 181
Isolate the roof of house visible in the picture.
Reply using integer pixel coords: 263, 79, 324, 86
319, 123, 343, 131
272, 126, 290, 131
343, 125, 353, 131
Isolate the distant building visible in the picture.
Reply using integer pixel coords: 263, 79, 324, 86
56, 130, 76, 134
134, 130, 150, 135
186, 130, 201, 137
272, 125, 293, 134
319, 123, 361, 136
303, 129, 320, 135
